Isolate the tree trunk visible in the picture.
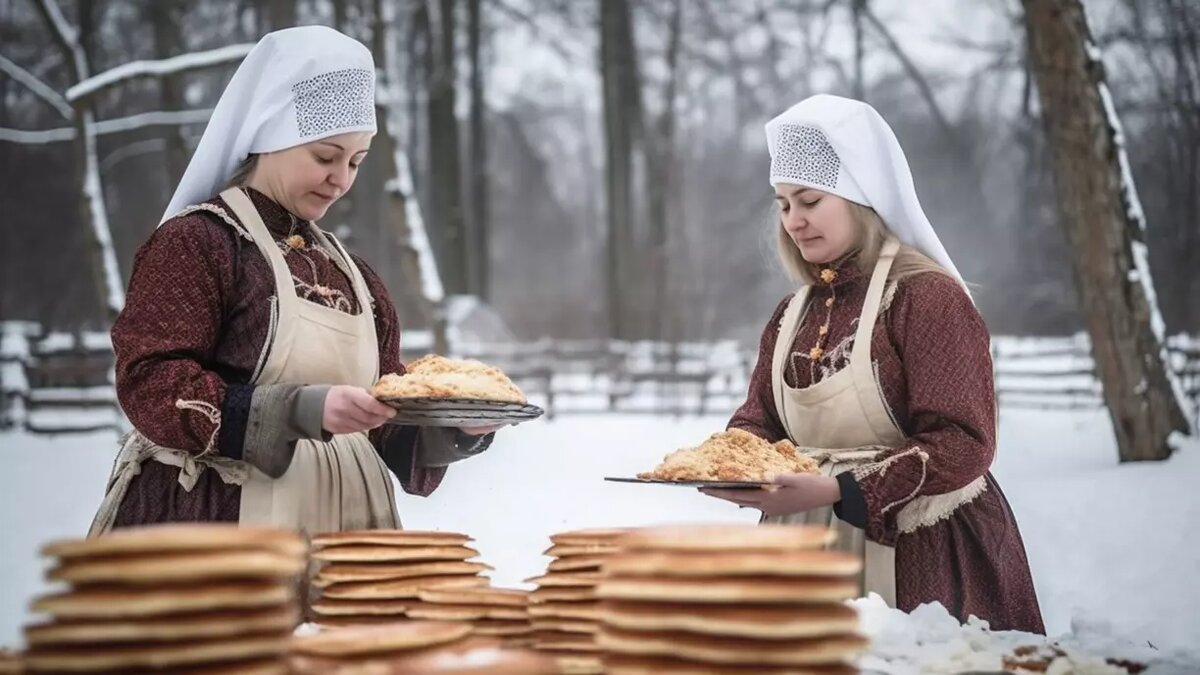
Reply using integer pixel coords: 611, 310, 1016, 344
373, 0, 449, 354
466, 0, 489, 301
422, 0, 469, 296
646, 0, 682, 341
263, 0, 296, 31
599, 0, 643, 340
146, 0, 189, 188
1022, 0, 1190, 460
34, 0, 124, 323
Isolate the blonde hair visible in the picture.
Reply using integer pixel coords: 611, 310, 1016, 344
775, 199, 956, 287
226, 154, 260, 189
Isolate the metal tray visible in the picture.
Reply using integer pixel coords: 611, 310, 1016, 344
379, 397, 544, 427
604, 476, 771, 490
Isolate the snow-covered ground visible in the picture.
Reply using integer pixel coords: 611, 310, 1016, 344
1, 409, 1198, 672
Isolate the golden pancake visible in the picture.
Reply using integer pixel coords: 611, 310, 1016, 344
524, 573, 602, 588
597, 601, 859, 639
542, 544, 619, 558
48, 549, 306, 585
313, 561, 492, 587
597, 628, 868, 666
320, 574, 487, 600
618, 525, 836, 553
24, 605, 299, 645
531, 618, 598, 634
312, 530, 472, 549
604, 654, 858, 675
539, 653, 604, 674
527, 602, 600, 621
596, 576, 858, 604
22, 633, 288, 671
291, 621, 472, 657
404, 603, 527, 621
417, 587, 528, 607
290, 636, 557, 674
470, 619, 535, 636
41, 523, 306, 560
602, 550, 860, 578
547, 556, 607, 573
530, 587, 595, 603
31, 581, 292, 619
313, 545, 479, 563
549, 529, 629, 546
309, 598, 410, 617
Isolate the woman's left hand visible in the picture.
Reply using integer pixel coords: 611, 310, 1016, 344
460, 423, 507, 436
699, 473, 842, 517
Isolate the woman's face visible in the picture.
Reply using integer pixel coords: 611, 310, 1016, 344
774, 184, 860, 264
253, 131, 372, 221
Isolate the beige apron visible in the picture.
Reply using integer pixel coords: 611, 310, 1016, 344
761, 237, 988, 607
91, 187, 399, 535
762, 238, 906, 606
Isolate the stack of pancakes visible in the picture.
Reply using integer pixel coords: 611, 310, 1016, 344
597, 524, 868, 674
526, 528, 626, 674
408, 587, 533, 645
309, 529, 491, 627
290, 621, 559, 674
22, 524, 306, 674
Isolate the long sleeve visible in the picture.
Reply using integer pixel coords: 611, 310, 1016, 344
113, 217, 236, 454
837, 273, 997, 545
727, 295, 792, 443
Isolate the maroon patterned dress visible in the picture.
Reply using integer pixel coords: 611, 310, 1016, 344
730, 260, 1045, 633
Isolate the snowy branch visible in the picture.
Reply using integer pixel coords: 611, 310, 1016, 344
0, 108, 214, 145
0, 53, 72, 119
66, 44, 254, 103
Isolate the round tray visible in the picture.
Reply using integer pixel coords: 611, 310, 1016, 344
379, 397, 544, 428
604, 477, 771, 490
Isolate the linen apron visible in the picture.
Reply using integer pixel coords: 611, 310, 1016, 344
90, 187, 399, 536
761, 238, 906, 606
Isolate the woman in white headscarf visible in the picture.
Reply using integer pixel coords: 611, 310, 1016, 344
701, 95, 1044, 633
90, 26, 499, 535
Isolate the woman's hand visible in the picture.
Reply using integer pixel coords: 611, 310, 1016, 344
699, 473, 842, 517
323, 385, 396, 434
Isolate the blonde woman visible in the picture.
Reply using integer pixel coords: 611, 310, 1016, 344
702, 95, 1044, 633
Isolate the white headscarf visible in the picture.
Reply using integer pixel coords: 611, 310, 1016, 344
765, 94, 962, 283
162, 26, 377, 223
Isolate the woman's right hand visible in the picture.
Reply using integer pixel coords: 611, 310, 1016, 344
323, 385, 396, 434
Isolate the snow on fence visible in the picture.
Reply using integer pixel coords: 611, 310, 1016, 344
1, 322, 1198, 435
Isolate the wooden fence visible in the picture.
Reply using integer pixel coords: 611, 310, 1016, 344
2, 322, 1197, 435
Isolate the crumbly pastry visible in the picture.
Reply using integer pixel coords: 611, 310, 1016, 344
637, 428, 819, 482
371, 354, 526, 404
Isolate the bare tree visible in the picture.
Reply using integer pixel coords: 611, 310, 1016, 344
467, 0, 490, 301
419, 0, 470, 296
599, 0, 644, 340
1022, 0, 1190, 460
144, 0, 189, 188
31, 0, 123, 321
372, 0, 449, 353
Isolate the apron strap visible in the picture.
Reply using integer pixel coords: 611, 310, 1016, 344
848, 237, 900, 371
770, 285, 811, 435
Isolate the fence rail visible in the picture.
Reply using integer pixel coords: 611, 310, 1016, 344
2, 322, 1197, 435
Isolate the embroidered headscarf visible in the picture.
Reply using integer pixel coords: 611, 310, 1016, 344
162, 26, 377, 222
765, 94, 962, 283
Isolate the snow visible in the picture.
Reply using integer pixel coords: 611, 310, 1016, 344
65, 44, 254, 103
1, 408, 1198, 671
1093, 54, 1192, 433
0, 54, 72, 119
80, 107, 125, 316
0, 109, 215, 146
